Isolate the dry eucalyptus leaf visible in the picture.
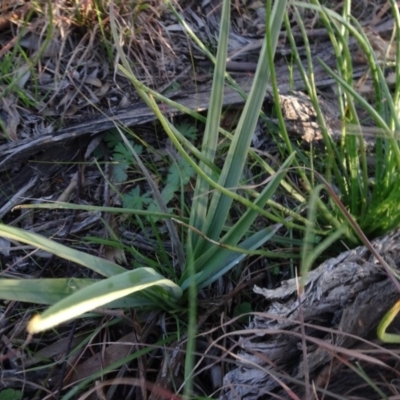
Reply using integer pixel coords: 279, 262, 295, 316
38, 71, 54, 84
95, 81, 110, 97
41, 108, 58, 116
14, 65, 30, 88
119, 95, 129, 108
1, 97, 20, 140
0, 238, 10, 256
58, 90, 76, 108
19, 35, 42, 51
63, 103, 79, 116
70, 69, 80, 80
84, 76, 102, 87
87, 67, 99, 79
100, 60, 110, 79
85, 136, 103, 159
83, 85, 100, 104
165, 24, 185, 32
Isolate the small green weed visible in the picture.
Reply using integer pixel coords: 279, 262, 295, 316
103, 123, 197, 218
0, 389, 23, 400
103, 130, 144, 184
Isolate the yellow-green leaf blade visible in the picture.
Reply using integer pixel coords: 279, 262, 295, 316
27, 267, 182, 334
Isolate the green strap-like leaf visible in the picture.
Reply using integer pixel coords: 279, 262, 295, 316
377, 300, 400, 343
27, 267, 182, 334
0, 278, 160, 308
0, 224, 126, 277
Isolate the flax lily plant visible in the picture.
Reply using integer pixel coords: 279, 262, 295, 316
0, 0, 292, 377
3, 1, 400, 396
2, 0, 400, 349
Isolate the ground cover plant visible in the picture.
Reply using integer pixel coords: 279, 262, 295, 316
1, 0, 400, 398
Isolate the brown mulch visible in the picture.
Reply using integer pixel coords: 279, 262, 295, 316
0, 0, 393, 145
0, 0, 399, 399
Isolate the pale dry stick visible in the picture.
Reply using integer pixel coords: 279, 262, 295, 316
345, 123, 400, 140
302, 121, 400, 146
370, 2, 399, 28
227, 38, 263, 62
74, 377, 184, 400
227, 17, 396, 64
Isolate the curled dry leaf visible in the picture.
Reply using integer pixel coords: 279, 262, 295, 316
0, 96, 20, 141
95, 81, 111, 98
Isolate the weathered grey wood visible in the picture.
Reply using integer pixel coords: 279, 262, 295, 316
220, 229, 400, 399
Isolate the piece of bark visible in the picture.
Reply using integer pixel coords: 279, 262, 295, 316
220, 229, 400, 400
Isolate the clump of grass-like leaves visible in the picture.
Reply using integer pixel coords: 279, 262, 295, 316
0, 0, 294, 397
2, 0, 400, 397
280, 1, 400, 239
